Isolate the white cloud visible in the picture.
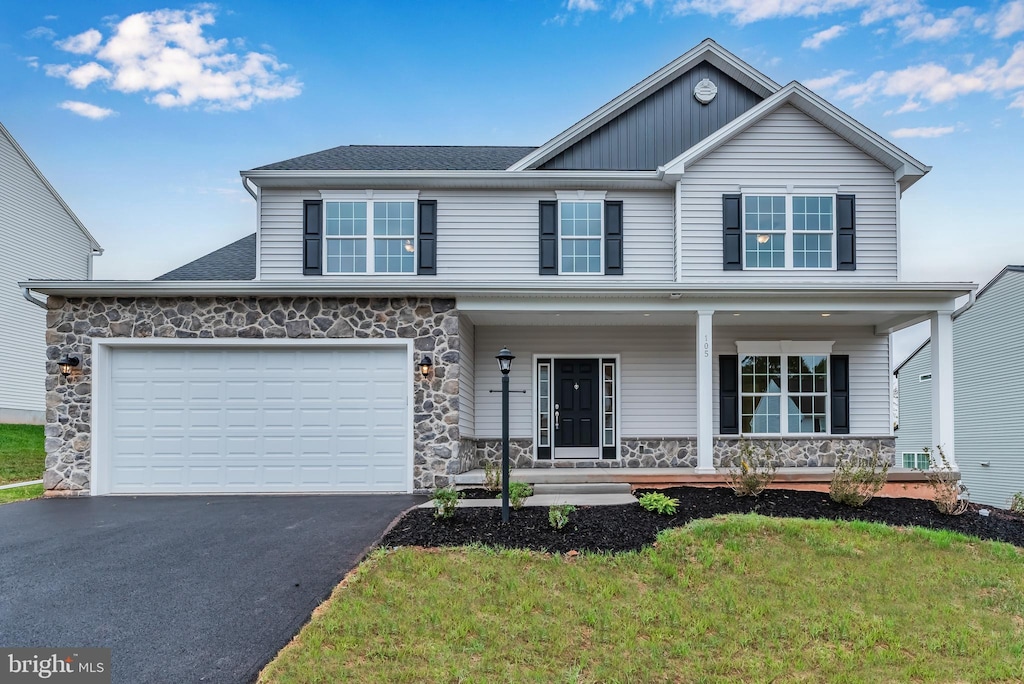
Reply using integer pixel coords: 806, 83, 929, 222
995, 0, 1024, 38
804, 69, 853, 90
889, 125, 955, 137
567, 0, 601, 10
45, 7, 302, 111
611, 0, 654, 20
59, 100, 117, 120
802, 24, 846, 49
895, 6, 973, 41
19, 56, 40, 69
25, 26, 57, 40
43, 15, 59, 21
56, 28, 103, 54
670, 0, 864, 25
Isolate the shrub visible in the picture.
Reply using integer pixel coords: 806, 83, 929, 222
432, 486, 462, 519
638, 492, 679, 515
548, 504, 576, 530
483, 460, 501, 492
724, 440, 778, 497
1010, 492, 1024, 514
496, 481, 534, 510
830, 448, 890, 507
924, 446, 969, 516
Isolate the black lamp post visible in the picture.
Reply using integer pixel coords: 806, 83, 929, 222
496, 347, 515, 523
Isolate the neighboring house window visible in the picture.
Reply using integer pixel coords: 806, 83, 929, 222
902, 451, 931, 469
744, 194, 835, 270
919, 373, 932, 382
324, 198, 416, 274
559, 200, 603, 274
738, 342, 833, 435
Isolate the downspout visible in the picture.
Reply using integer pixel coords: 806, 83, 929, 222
241, 176, 257, 200
22, 287, 47, 310
952, 289, 976, 319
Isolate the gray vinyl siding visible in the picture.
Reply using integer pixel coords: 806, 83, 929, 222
540, 62, 762, 170
712, 325, 892, 436
894, 347, 932, 461
459, 315, 476, 437
951, 271, 1024, 508
678, 104, 899, 281
0, 132, 92, 416
473, 326, 697, 439
258, 189, 675, 282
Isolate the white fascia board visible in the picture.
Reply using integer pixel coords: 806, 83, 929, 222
506, 39, 781, 172
242, 169, 669, 191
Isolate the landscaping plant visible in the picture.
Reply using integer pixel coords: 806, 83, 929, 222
829, 447, 890, 507
638, 492, 679, 515
724, 440, 778, 497
483, 460, 501, 492
1010, 492, 1024, 514
499, 481, 534, 510
432, 486, 463, 519
923, 446, 969, 516
548, 504, 576, 530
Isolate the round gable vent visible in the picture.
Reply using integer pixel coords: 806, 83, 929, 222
694, 78, 718, 104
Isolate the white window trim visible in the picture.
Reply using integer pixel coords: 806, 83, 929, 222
736, 341, 835, 438
319, 190, 420, 276
556, 190, 606, 276
901, 451, 932, 469
740, 191, 838, 272
919, 373, 932, 382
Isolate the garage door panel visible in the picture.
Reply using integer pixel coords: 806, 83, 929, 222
104, 346, 410, 493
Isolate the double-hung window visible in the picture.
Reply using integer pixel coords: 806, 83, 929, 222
323, 192, 417, 274
737, 342, 833, 436
557, 192, 605, 274
743, 192, 836, 270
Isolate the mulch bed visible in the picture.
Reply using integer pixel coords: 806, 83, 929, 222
380, 486, 1024, 554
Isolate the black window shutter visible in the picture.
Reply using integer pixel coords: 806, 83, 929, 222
723, 194, 742, 271
604, 201, 623, 275
302, 200, 322, 275
830, 355, 850, 434
417, 200, 437, 275
719, 355, 740, 434
539, 200, 558, 275
836, 195, 856, 271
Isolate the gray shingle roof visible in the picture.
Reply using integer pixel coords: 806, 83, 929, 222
253, 145, 538, 171
156, 233, 256, 281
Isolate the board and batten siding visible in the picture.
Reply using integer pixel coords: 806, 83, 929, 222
0, 131, 93, 419
713, 326, 892, 436
894, 346, 932, 459
677, 104, 899, 281
459, 316, 475, 438
473, 326, 696, 439
257, 189, 674, 282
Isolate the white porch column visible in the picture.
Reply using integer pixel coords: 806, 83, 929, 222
930, 311, 956, 467
696, 310, 715, 473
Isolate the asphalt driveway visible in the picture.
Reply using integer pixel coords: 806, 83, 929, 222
0, 494, 424, 683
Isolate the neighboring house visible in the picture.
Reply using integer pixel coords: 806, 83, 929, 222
0, 121, 102, 425
23, 40, 974, 496
895, 266, 1024, 508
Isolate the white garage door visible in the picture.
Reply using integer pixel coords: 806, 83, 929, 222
102, 346, 410, 494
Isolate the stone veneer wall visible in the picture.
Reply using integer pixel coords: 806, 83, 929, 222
44, 296, 460, 495
714, 437, 896, 468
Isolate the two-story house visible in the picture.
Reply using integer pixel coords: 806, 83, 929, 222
25, 40, 974, 496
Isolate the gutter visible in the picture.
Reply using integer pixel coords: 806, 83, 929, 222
22, 287, 47, 310
241, 176, 257, 200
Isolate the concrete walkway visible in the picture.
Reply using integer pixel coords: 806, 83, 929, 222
0, 479, 42, 490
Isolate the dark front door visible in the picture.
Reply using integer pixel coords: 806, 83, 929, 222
554, 358, 600, 457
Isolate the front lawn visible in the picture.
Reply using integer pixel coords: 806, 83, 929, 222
0, 424, 45, 485
260, 515, 1024, 683
0, 483, 44, 505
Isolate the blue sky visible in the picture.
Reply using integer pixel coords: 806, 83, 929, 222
3, 0, 1023, 361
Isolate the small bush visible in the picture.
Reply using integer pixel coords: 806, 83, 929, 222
496, 481, 534, 510
830, 448, 890, 507
724, 440, 778, 497
432, 486, 462, 519
638, 492, 679, 515
924, 446, 969, 516
548, 504, 576, 530
1010, 492, 1024, 514
483, 460, 501, 492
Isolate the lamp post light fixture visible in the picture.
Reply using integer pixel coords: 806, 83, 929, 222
496, 347, 515, 522
58, 354, 80, 379
419, 355, 433, 378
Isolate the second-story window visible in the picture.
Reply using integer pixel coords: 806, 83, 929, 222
325, 200, 415, 274
559, 201, 603, 274
744, 194, 835, 270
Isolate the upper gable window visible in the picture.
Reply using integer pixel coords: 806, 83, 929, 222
744, 194, 835, 270
324, 198, 416, 274
559, 200, 603, 274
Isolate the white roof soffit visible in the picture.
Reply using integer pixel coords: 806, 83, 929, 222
506, 39, 782, 172
659, 82, 932, 193
241, 169, 669, 191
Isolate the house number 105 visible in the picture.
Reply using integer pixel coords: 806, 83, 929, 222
703, 335, 710, 358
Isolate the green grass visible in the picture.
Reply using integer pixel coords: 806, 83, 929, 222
0, 424, 45, 485
0, 483, 44, 505
259, 515, 1024, 684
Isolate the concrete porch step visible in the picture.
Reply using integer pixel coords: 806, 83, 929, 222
532, 483, 632, 495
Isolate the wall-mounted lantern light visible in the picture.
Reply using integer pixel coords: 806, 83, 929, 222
419, 355, 433, 378
58, 354, 80, 379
